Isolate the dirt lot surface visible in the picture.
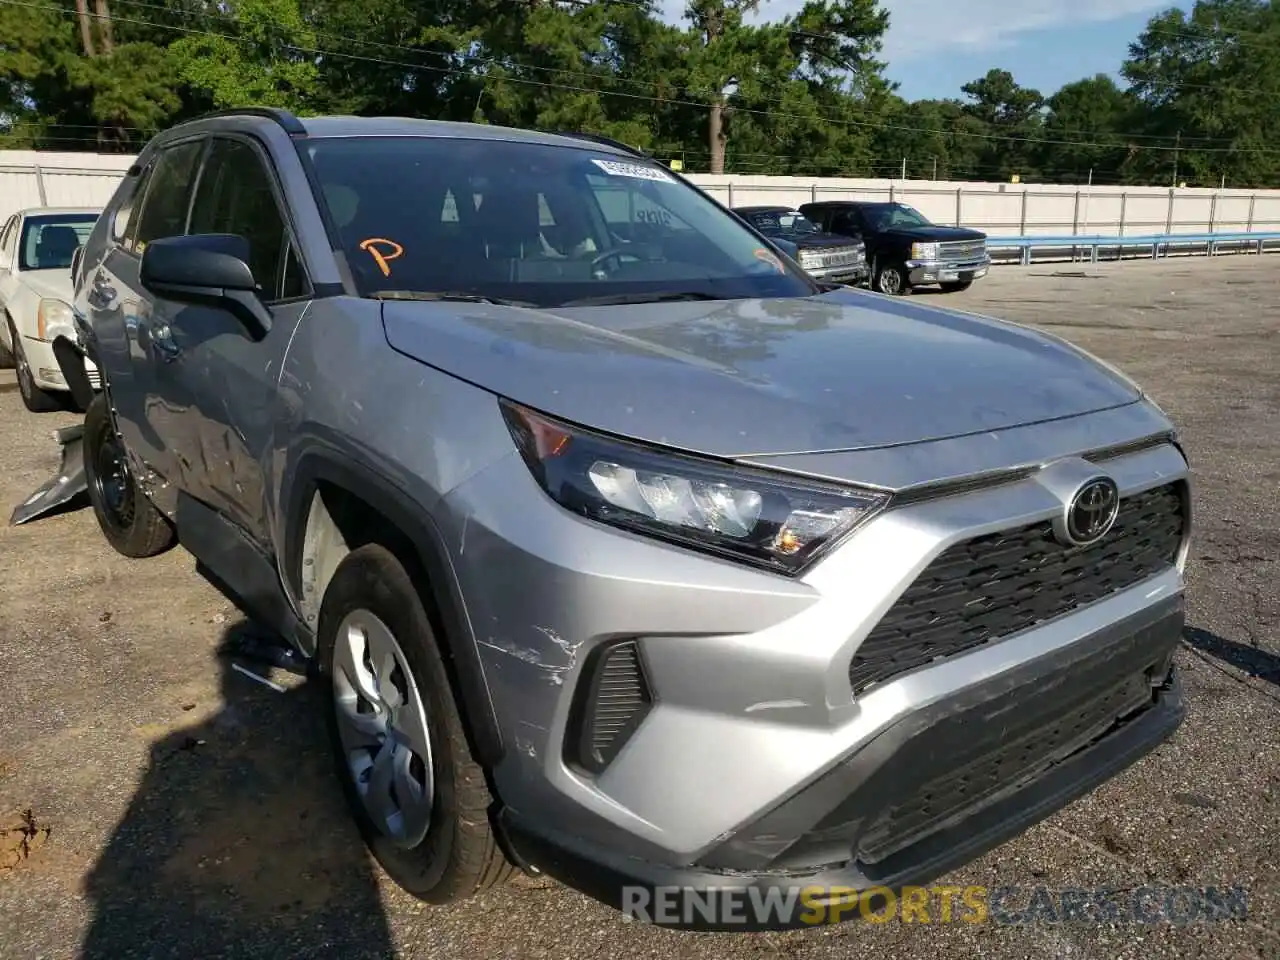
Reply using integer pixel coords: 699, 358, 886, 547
0, 256, 1277, 959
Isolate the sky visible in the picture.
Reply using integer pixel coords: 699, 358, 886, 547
657, 0, 1185, 102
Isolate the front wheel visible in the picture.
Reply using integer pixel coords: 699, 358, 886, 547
318, 544, 516, 903
83, 393, 176, 557
10, 320, 61, 412
940, 280, 973, 293
874, 262, 910, 296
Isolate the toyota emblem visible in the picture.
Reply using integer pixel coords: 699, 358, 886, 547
1060, 477, 1120, 546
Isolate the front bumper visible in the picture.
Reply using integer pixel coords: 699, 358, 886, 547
504, 601, 1184, 929
808, 263, 869, 285
439, 426, 1190, 925
907, 256, 991, 286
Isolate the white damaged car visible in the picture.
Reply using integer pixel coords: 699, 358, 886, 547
0, 206, 101, 411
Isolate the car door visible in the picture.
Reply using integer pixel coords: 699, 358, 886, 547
166, 134, 313, 549
85, 137, 207, 490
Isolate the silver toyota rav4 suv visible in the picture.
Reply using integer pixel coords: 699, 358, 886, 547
65, 108, 1190, 928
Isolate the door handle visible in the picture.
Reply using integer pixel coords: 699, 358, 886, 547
87, 270, 116, 310
142, 318, 181, 363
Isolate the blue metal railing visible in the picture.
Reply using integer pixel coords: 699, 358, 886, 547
985, 231, 1280, 265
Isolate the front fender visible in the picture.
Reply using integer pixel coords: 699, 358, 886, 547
9, 424, 87, 526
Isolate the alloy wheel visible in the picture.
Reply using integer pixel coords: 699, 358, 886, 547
878, 267, 903, 295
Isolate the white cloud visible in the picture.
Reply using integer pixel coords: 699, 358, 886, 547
656, 0, 1166, 62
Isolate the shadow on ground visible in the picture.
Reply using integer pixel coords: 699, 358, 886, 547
79, 621, 395, 960
1184, 627, 1280, 687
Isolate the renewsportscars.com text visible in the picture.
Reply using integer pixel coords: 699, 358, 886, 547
621, 884, 1250, 927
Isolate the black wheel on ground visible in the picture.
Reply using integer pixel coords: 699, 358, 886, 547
83, 393, 176, 557
318, 543, 517, 903
940, 280, 972, 293
874, 261, 910, 296
10, 319, 62, 412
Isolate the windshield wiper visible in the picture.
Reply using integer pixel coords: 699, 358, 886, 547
555, 291, 723, 308
369, 290, 537, 307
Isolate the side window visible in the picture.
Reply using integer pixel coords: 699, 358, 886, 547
586, 174, 695, 245
0, 216, 16, 263
128, 139, 205, 254
834, 211, 861, 235
111, 167, 151, 245
188, 137, 308, 302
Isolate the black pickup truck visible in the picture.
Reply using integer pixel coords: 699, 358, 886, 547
799, 200, 990, 296
732, 205, 869, 286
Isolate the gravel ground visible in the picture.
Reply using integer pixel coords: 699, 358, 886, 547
0, 255, 1277, 959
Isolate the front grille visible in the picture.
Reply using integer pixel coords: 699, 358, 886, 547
567, 639, 653, 774
807, 247, 863, 268
87, 368, 101, 389
939, 239, 987, 260
848, 482, 1185, 695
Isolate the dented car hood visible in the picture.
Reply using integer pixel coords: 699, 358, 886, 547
381, 287, 1143, 458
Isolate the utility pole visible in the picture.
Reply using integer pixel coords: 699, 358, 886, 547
932, 156, 938, 181
901, 157, 907, 179
1172, 129, 1181, 187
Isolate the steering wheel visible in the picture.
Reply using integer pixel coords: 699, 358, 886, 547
589, 243, 660, 275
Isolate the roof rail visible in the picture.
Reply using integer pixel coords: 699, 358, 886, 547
192, 107, 308, 137
553, 131, 651, 158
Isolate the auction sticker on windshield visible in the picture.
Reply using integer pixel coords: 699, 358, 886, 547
591, 159, 675, 182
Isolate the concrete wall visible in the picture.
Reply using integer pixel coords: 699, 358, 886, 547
4, 150, 1280, 238
683, 174, 1280, 237
0, 152, 134, 221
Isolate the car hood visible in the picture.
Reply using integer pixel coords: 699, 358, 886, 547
885, 225, 987, 242
17, 269, 74, 302
787, 233, 862, 250
381, 288, 1142, 458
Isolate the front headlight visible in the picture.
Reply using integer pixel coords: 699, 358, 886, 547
798, 250, 822, 270
37, 299, 74, 340
910, 242, 939, 260
501, 401, 891, 575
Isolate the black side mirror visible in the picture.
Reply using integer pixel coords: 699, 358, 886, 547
139, 234, 272, 341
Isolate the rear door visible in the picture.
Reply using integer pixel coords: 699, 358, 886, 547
86, 137, 207, 486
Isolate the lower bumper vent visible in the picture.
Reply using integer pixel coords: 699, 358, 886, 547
567, 639, 654, 774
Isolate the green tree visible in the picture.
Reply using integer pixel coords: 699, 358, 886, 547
960, 68, 1045, 180
167, 0, 319, 111
1041, 74, 1136, 183
1123, 0, 1280, 187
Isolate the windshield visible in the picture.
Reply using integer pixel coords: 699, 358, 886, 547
739, 209, 821, 237
19, 213, 96, 271
305, 137, 817, 307
859, 203, 935, 232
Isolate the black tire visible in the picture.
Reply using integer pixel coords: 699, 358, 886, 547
10, 319, 62, 412
83, 393, 176, 557
940, 280, 972, 293
318, 544, 516, 903
0, 324, 13, 369
874, 261, 910, 296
